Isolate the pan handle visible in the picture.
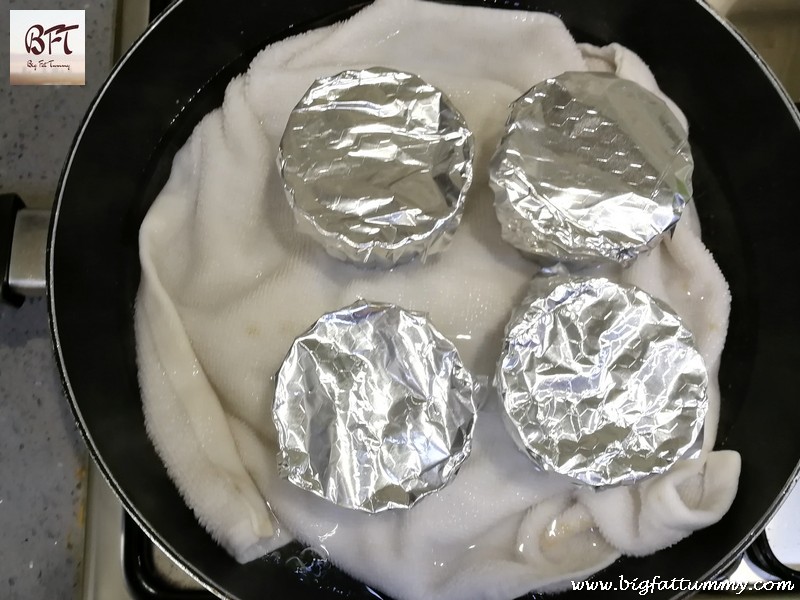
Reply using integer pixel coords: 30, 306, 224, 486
746, 531, 800, 585
0, 193, 48, 306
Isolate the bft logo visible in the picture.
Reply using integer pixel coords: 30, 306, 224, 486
25, 23, 81, 56
10, 10, 86, 85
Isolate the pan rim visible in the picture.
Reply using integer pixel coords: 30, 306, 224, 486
669, 6, 800, 596
46, 0, 224, 595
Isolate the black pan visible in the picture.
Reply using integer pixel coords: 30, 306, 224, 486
47, 0, 800, 598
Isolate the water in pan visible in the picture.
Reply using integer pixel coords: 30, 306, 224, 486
97, 0, 796, 596
131, 2, 741, 600
141, 499, 800, 597
144, 492, 800, 597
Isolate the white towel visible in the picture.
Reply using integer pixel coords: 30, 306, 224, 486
135, 1, 741, 598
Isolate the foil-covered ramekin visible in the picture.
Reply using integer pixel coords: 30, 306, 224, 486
273, 300, 478, 512
278, 67, 474, 268
497, 276, 708, 487
490, 71, 693, 266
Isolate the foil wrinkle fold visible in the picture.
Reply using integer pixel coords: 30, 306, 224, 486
273, 300, 478, 512
490, 71, 694, 266
279, 67, 474, 268
497, 277, 708, 487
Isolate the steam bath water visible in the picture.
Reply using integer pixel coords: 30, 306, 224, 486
134, 1, 740, 598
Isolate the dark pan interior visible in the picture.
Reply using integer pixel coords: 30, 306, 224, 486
49, 0, 800, 598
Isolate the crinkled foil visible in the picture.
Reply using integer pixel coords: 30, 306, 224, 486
278, 67, 474, 268
273, 300, 477, 512
490, 71, 694, 266
497, 277, 708, 487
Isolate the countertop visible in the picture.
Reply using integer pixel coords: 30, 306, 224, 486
0, 1, 115, 599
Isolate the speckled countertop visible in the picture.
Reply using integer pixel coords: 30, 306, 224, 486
0, 2, 115, 599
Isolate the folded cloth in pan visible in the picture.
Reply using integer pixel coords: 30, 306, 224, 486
135, 1, 741, 598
